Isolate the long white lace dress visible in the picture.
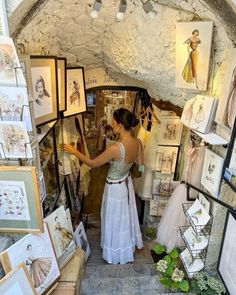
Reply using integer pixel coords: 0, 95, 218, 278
101, 142, 143, 264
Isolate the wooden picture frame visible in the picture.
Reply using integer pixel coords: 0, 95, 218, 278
30, 56, 58, 126
159, 116, 182, 146
0, 166, 43, 233
0, 0, 9, 36
222, 117, 236, 192
0, 262, 37, 295
63, 67, 87, 118
57, 57, 67, 112
0, 223, 60, 295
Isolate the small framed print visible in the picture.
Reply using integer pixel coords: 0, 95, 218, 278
159, 116, 182, 146
30, 56, 58, 126
218, 210, 236, 295
157, 199, 168, 217
74, 221, 91, 261
57, 57, 66, 112
201, 148, 224, 197
155, 146, 179, 174
222, 117, 236, 192
0, 0, 9, 36
149, 200, 158, 216
63, 67, 87, 118
0, 223, 60, 295
0, 166, 43, 233
0, 263, 37, 295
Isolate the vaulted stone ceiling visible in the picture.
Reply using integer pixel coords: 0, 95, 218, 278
6, 0, 236, 106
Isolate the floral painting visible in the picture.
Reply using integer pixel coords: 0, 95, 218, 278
175, 21, 213, 91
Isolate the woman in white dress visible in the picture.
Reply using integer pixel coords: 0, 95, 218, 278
60, 108, 143, 264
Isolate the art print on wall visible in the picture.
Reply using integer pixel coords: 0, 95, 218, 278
215, 49, 236, 129
74, 221, 91, 261
0, 36, 26, 87
57, 58, 66, 112
149, 200, 158, 216
0, 86, 32, 131
44, 205, 76, 268
155, 146, 179, 174
30, 56, 58, 126
0, 223, 60, 295
0, 263, 37, 295
63, 67, 87, 118
0, 0, 9, 36
175, 21, 213, 91
0, 166, 43, 233
0, 121, 32, 159
159, 116, 182, 146
218, 211, 236, 295
201, 148, 224, 197
157, 199, 168, 217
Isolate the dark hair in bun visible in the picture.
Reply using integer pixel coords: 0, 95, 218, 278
113, 108, 139, 130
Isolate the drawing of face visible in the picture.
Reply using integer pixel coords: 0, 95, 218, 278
36, 81, 44, 96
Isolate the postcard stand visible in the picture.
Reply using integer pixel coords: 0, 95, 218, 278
0, 141, 31, 159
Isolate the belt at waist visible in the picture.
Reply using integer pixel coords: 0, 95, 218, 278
106, 173, 130, 185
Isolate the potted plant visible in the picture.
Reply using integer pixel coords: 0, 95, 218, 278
144, 225, 156, 240
190, 271, 226, 294
150, 243, 167, 262
155, 247, 190, 292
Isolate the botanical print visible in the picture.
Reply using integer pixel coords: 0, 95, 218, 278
187, 199, 210, 233
0, 36, 26, 86
159, 116, 182, 145
183, 226, 208, 256
155, 146, 178, 174
3, 223, 60, 294
181, 95, 218, 133
0, 86, 32, 131
216, 49, 236, 129
229, 139, 236, 176
45, 206, 75, 267
218, 213, 236, 294
31, 67, 53, 119
74, 222, 91, 261
198, 193, 210, 213
201, 149, 224, 197
0, 121, 32, 159
180, 248, 204, 277
175, 21, 213, 91
0, 180, 30, 220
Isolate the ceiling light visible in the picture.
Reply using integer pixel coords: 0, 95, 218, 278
142, 0, 157, 18
90, 0, 102, 19
116, 0, 127, 21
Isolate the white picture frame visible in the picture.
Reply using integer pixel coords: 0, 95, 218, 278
149, 200, 158, 216
159, 116, 182, 146
73, 221, 91, 261
155, 146, 179, 174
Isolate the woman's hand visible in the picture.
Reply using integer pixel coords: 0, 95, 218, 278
58, 144, 78, 156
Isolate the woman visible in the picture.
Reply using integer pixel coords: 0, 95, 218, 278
61, 108, 144, 264
34, 76, 52, 117
182, 29, 201, 89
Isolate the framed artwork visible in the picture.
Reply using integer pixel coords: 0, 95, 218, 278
215, 49, 236, 129
152, 178, 161, 194
74, 221, 91, 261
201, 148, 224, 197
222, 117, 236, 192
57, 57, 66, 112
180, 248, 204, 278
0, 0, 9, 36
19, 55, 34, 101
30, 56, 58, 126
159, 116, 182, 146
149, 200, 158, 216
63, 67, 86, 118
159, 179, 171, 196
218, 210, 236, 294
0, 166, 43, 233
0, 121, 32, 159
181, 95, 218, 133
155, 146, 179, 174
157, 199, 168, 217
175, 21, 213, 91
0, 86, 32, 132
0, 223, 60, 295
0, 263, 37, 295
44, 205, 76, 268
183, 226, 208, 257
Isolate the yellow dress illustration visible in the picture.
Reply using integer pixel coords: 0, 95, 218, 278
182, 30, 201, 89
55, 218, 73, 252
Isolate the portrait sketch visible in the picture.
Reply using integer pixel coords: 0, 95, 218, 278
0, 121, 32, 159
63, 67, 86, 117
45, 205, 76, 268
0, 36, 26, 86
155, 146, 178, 174
74, 222, 91, 261
159, 116, 182, 145
216, 49, 236, 129
0, 86, 32, 132
175, 21, 213, 91
0, 223, 60, 294
201, 148, 224, 197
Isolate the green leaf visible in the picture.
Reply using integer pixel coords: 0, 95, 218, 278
179, 280, 190, 292
163, 255, 171, 264
160, 277, 172, 287
165, 266, 174, 277
153, 244, 165, 254
168, 248, 179, 259
169, 259, 177, 268
171, 281, 179, 289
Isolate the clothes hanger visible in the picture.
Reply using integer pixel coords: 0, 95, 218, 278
139, 104, 161, 124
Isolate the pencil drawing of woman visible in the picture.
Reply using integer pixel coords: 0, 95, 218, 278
54, 216, 73, 252
34, 75, 52, 117
25, 244, 52, 288
182, 29, 201, 89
